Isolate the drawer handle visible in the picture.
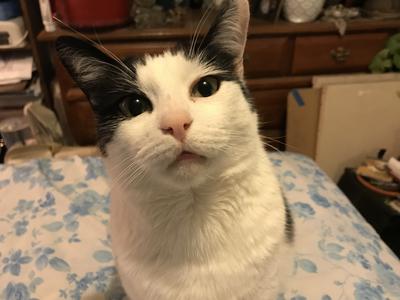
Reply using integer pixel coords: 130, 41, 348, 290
330, 47, 351, 63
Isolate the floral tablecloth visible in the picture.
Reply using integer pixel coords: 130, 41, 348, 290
0, 153, 399, 300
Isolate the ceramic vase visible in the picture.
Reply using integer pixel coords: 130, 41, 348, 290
283, 0, 325, 23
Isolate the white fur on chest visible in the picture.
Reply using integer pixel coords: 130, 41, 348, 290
107, 148, 287, 300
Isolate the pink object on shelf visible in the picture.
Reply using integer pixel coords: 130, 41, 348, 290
55, 0, 131, 29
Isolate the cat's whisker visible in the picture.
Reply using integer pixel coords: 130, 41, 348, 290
141, 144, 176, 163
257, 120, 273, 127
194, 4, 214, 51
110, 153, 144, 183
266, 134, 287, 139
261, 141, 282, 153
189, 18, 202, 57
189, 3, 214, 58
112, 163, 137, 187
126, 167, 147, 188
127, 166, 147, 187
108, 157, 131, 171
53, 16, 134, 79
262, 136, 288, 146
201, 53, 219, 69
94, 29, 104, 49
134, 141, 170, 163
189, 6, 207, 57
259, 134, 299, 150
196, 6, 218, 53
112, 163, 144, 190
87, 57, 135, 86
119, 169, 142, 189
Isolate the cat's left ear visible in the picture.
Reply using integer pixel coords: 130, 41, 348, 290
203, 0, 250, 78
55, 36, 134, 111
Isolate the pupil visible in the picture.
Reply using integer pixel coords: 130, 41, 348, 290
199, 81, 212, 96
120, 95, 152, 117
129, 98, 145, 116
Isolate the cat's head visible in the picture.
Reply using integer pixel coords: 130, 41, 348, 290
56, 0, 259, 188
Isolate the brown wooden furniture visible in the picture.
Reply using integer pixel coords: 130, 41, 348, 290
0, 0, 53, 121
19, 0, 53, 107
37, 16, 400, 149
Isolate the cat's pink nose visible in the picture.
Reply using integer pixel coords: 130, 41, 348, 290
160, 111, 193, 142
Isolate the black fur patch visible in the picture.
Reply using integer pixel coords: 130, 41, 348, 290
93, 57, 142, 155
56, 36, 143, 155
178, 43, 255, 109
284, 195, 295, 243
237, 79, 255, 110
179, 2, 254, 109
95, 108, 125, 156
83, 60, 140, 156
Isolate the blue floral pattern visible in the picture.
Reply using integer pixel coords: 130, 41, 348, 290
271, 153, 400, 300
0, 158, 121, 300
0, 153, 399, 300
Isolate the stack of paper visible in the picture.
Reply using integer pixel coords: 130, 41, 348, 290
0, 54, 40, 108
0, 54, 33, 85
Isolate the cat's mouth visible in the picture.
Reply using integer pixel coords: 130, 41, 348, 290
175, 151, 206, 163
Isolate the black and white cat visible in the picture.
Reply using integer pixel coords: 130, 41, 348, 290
56, 0, 294, 299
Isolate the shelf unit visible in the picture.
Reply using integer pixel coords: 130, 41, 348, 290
0, 0, 54, 124
36, 11, 400, 149
37, 17, 400, 41
0, 43, 31, 53
19, 0, 53, 108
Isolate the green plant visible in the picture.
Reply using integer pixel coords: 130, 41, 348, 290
369, 33, 400, 73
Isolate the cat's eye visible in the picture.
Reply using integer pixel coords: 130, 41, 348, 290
119, 95, 152, 117
191, 76, 220, 98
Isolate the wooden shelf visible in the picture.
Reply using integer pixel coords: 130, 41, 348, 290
0, 43, 31, 53
37, 16, 400, 42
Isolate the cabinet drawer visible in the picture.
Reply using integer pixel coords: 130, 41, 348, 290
244, 37, 291, 78
292, 33, 388, 75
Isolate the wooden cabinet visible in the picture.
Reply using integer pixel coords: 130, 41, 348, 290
63, 99, 96, 145
292, 33, 389, 75
244, 37, 291, 78
38, 18, 400, 150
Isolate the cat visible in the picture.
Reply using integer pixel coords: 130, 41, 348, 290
56, 0, 294, 299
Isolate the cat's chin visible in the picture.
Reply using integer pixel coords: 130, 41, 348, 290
158, 155, 210, 187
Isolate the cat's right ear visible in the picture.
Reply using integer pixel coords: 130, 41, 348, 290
201, 0, 250, 78
55, 36, 131, 109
